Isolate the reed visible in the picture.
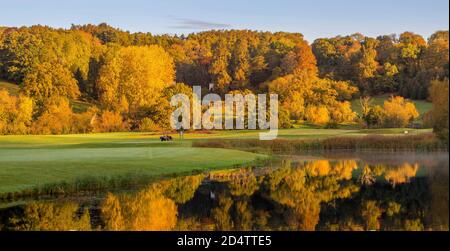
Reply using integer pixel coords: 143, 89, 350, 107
192, 133, 448, 154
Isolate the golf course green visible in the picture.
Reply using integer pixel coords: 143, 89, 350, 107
0, 146, 265, 194
0, 128, 433, 195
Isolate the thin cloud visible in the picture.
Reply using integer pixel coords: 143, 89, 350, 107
169, 18, 231, 30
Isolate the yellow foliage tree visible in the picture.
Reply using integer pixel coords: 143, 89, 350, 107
101, 186, 178, 231
384, 163, 419, 186
32, 98, 74, 135
361, 200, 382, 231
383, 96, 419, 127
329, 101, 357, 124
305, 106, 330, 125
11, 202, 91, 231
22, 62, 80, 107
101, 193, 125, 231
306, 160, 331, 177
92, 110, 128, 133
97, 45, 175, 113
0, 90, 33, 134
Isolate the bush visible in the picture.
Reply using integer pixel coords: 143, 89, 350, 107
72, 107, 97, 134
363, 105, 384, 128
138, 117, 161, 132
278, 108, 292, 129
92, 110, 128, 133
32, 98, 74, 135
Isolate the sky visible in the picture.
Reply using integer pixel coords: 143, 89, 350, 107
1, 0, 448, 42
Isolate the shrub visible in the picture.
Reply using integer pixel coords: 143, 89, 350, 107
32, 98, 74, 135
138, 117, 161, 132
72, 107, 97, 134
363, 105, 385, 128
92, 110, 128, 133
278, 107, 292, 129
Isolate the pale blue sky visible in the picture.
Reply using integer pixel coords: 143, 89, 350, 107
1, 0, 448, 42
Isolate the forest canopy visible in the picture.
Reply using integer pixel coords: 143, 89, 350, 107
0, 24, 448, 135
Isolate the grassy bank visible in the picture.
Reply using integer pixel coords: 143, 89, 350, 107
0, 146, 265, 198
193, 133, 447, 154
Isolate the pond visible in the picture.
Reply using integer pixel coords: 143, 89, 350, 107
0, 152, 448, 231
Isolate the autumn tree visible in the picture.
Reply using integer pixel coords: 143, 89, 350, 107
423, 31, 449, 78
281, 41, 318, 77
361, 200, 382, 230
136, 82, 192, 131
382, 96, 419, 127
397, 32, 428, 99
329, 101, 357, 124
22, 62, 80, 108
32, 98, 76, 134
230, 38, 251, 88
11, 202, 91, 231
101, 186, 178, 231
0, 28, 42, 82
97, 45, 175, 115
102, 193, 125, 231
0, 90, 33, 134
305, 106, 330, 125
312, 35, 361, 81
428, 79, 449, 141
209, 39, 232, 93
355, 37, 379, 93
0, 26, 100, 88
92, 110, 128, 133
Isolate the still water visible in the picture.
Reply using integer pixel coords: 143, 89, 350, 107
0, 152, 448, 231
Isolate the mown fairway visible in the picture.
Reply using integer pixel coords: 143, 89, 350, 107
0, 146, 264, 194
0, 128, 432, 194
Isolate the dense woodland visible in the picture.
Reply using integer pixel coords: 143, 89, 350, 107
0, 24, 448, 139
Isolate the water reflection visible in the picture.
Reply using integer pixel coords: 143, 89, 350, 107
1, 153, 448, 231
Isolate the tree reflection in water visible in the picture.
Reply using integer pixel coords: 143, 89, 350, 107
1, 156, 448, 231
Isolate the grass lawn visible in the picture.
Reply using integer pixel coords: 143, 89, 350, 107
0, 128, 432, 148
0, 146, 264, 194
